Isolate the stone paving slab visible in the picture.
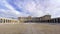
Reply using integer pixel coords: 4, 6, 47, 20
0, 23, 59, 34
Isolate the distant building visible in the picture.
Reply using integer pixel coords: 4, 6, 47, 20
18, 14, 51, 23
18, 16, 32, 23
0, 14, 60, 23
40, 14, 51, 21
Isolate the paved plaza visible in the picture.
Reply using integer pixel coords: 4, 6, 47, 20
0, 23, 60, 34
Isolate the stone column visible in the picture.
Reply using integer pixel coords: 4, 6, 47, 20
3, 19, 5, 23
0, 19, 1, 23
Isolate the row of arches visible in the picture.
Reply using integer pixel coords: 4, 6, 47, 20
38, 18, 60, 23
24, 18, 60, 23
0, 18, 18, 23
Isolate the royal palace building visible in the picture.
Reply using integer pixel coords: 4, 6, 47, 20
18, 14, 51, 23
0, 14, 59, 23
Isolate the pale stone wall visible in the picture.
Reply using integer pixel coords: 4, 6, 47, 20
0, 18, 19, 23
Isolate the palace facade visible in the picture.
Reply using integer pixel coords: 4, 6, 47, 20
18, 14, 51, 23
0, 14, 60, 23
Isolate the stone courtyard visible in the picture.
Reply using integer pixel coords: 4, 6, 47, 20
0, 23, 60, 34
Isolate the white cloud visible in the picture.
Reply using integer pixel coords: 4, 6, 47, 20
0, 0, 60, 18
0, 0, 26, 18
22, 0, 48, 17
22, 0, 60, 18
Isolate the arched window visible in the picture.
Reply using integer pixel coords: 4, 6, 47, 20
6, 19, 7, 23
8, 20, 10, 23
0, 19, 2, 23
4, 19, 5, 23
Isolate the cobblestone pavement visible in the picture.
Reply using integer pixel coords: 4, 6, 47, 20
0, 23, 60, 34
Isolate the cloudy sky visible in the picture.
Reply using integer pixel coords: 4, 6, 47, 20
0, 0, 60, 18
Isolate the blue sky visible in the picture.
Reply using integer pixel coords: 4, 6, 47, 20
0, 0, 60, 18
